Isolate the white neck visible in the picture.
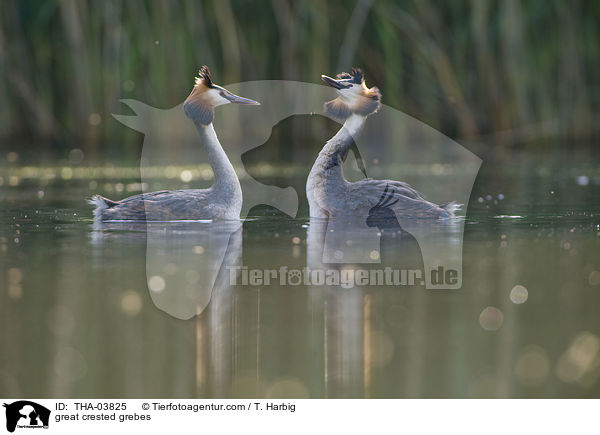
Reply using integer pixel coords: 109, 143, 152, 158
312, 114, 366, 175
306, 114, 367, 217
325, 114, 365, 152
195, 122, 242, 200
340, 114, 366, 138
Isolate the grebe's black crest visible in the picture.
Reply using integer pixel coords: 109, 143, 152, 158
185, 65, 260, 125
336, 68, 364, 84
196, 65, 214, 88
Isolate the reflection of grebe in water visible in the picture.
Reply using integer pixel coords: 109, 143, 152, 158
366, 185, 424, 271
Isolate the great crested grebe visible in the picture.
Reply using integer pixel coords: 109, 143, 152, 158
89, 66, 260, 222
307, 68, 460, 220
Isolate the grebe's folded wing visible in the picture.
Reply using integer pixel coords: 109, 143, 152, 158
112, 190, 170, 204
350, 178, 426, 205
91, 189, 212, 220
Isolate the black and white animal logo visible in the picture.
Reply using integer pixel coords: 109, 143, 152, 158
3, 401, 50, 433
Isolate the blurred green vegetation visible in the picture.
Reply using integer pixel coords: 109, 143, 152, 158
0, 0, 599, 161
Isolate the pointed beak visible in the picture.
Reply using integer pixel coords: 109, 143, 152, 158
321, 75, 349, 90
224, 91, 260, 105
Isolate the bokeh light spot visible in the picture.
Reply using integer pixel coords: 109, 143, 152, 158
510, 285, 528, 304
148, 275, 165, 292
479, 306, 503, 331
515, 345, 549, 386
121, 290, 143, 317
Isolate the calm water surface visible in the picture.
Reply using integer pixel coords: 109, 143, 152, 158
1, 161, 600, 398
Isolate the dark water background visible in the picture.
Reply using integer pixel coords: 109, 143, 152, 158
1, 147, 599, 399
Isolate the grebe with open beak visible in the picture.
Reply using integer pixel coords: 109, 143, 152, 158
307, 68, 460, 221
